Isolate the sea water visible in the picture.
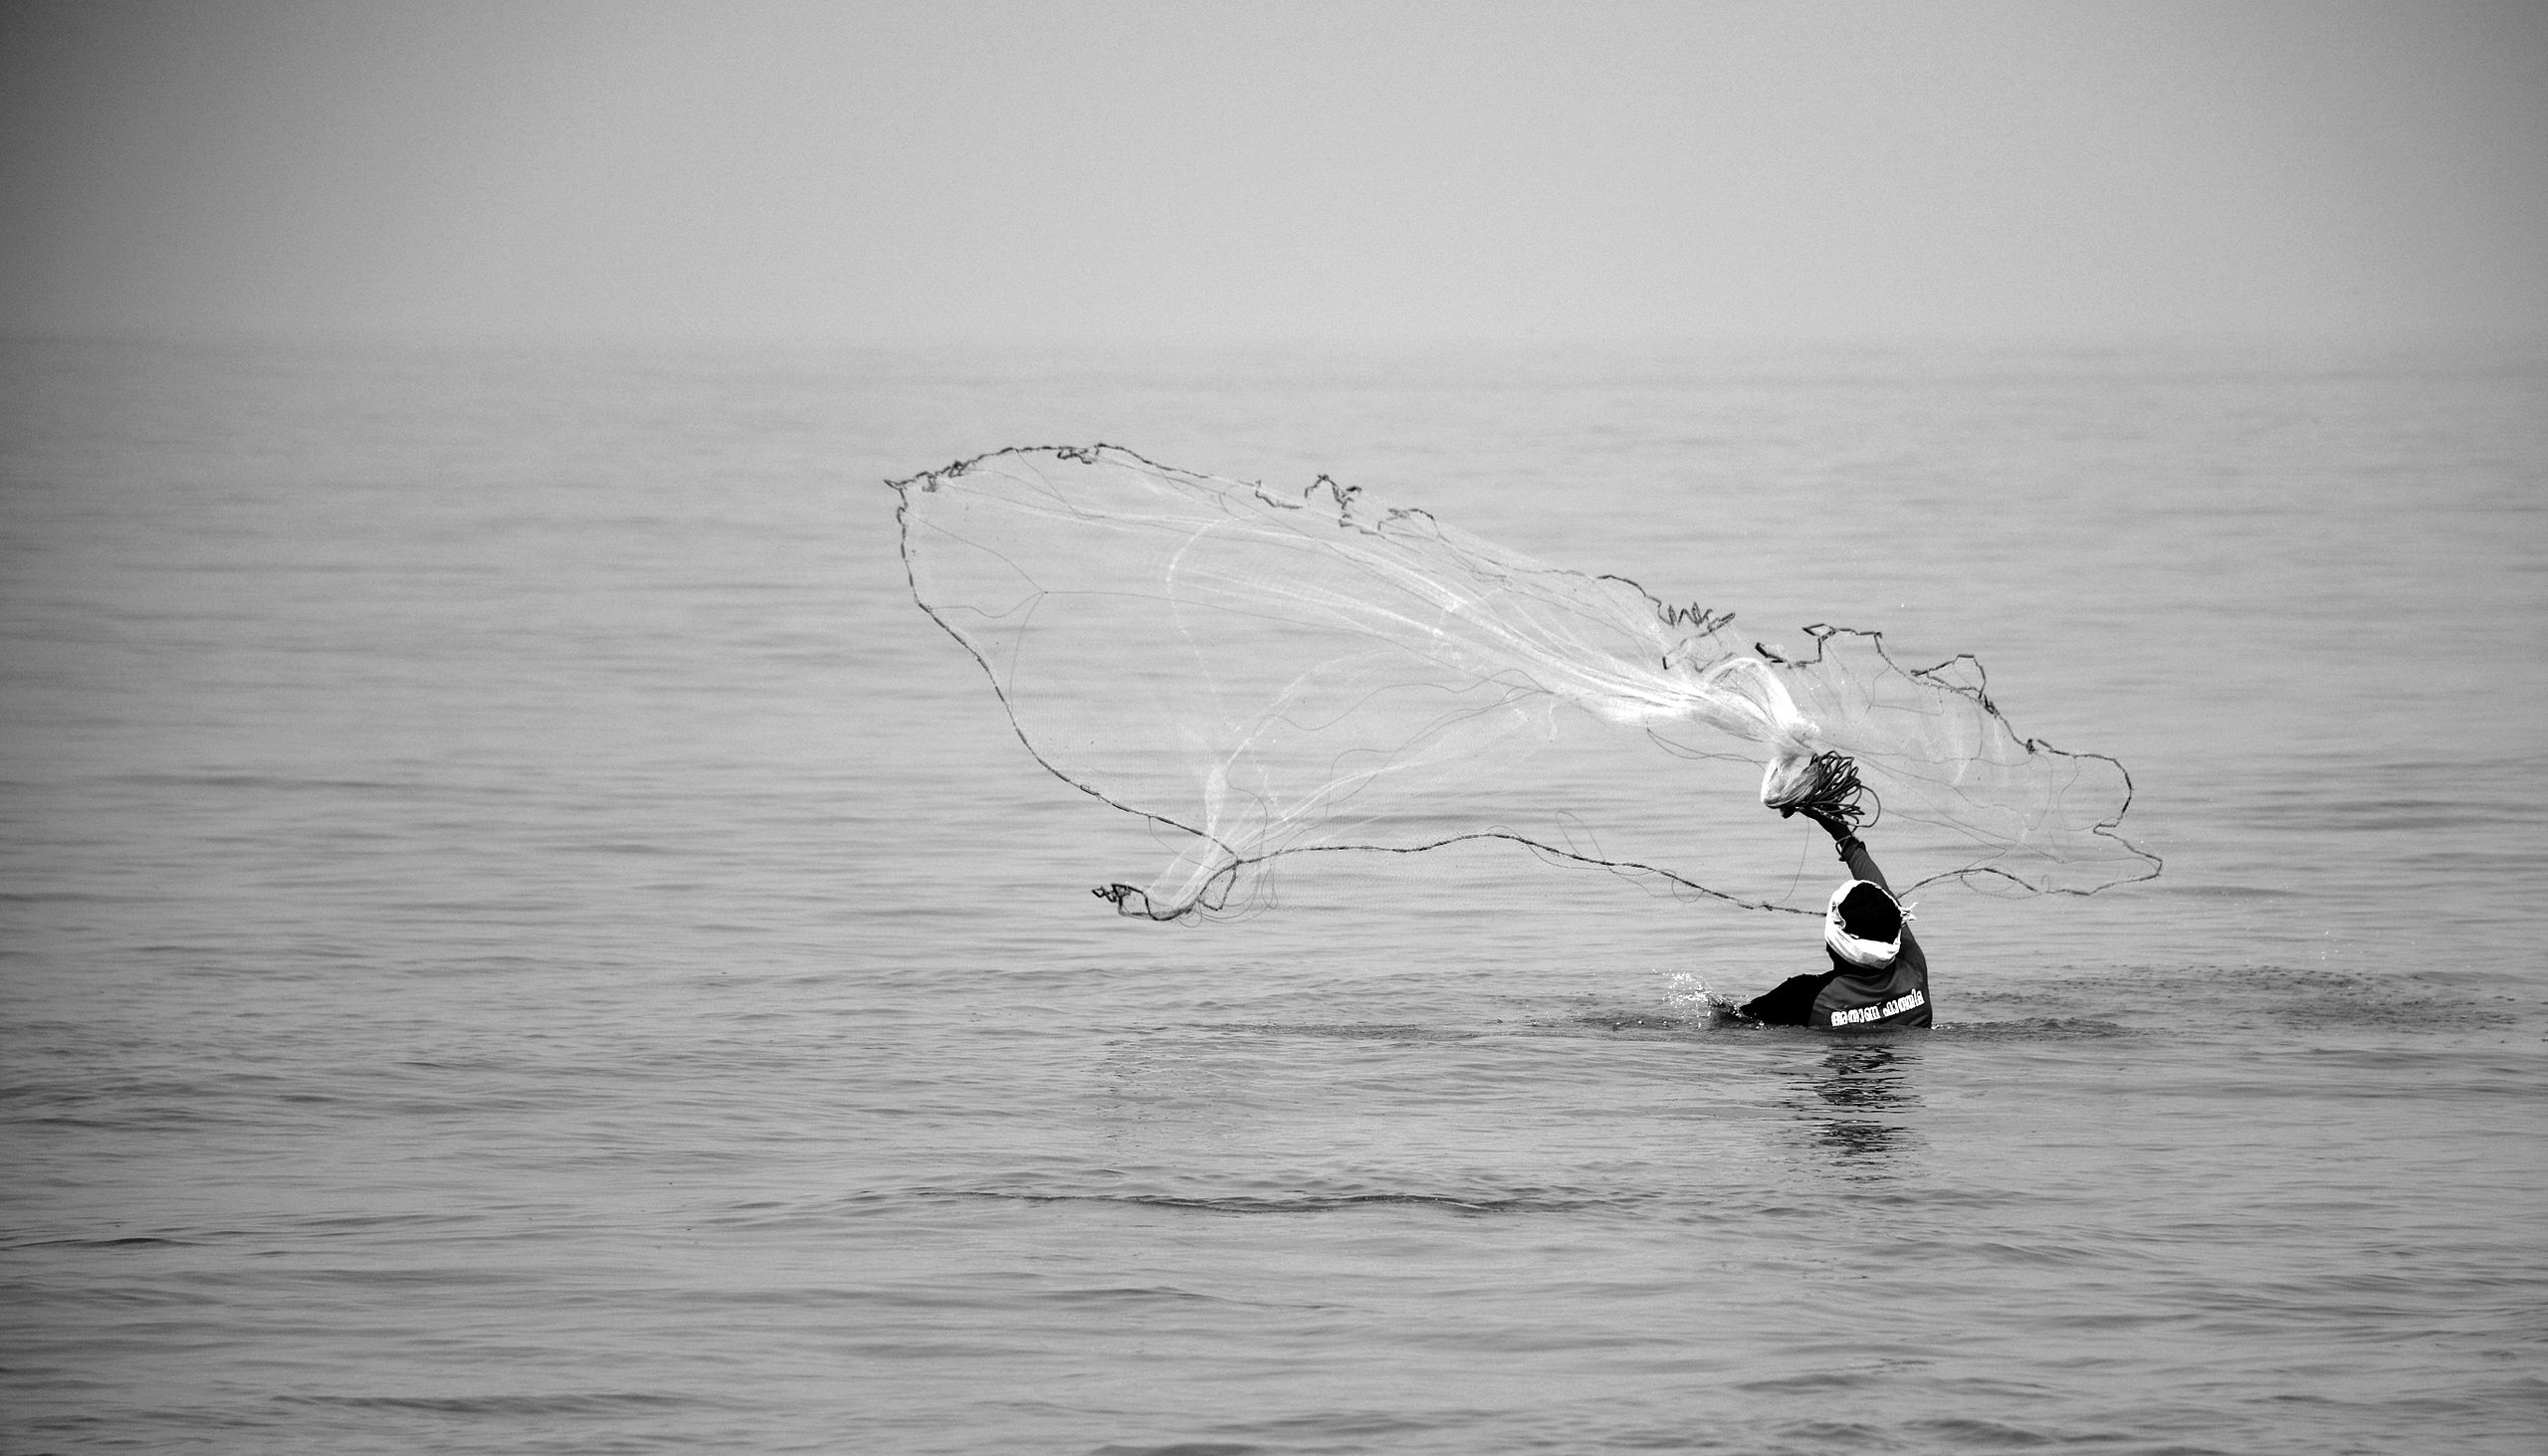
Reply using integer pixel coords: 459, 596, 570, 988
3, 337, 2542, 1454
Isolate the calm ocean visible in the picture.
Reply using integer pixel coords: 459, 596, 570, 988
3, 337, 2542, 1454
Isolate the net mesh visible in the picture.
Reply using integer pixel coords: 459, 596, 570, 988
893, 445, 2159, 919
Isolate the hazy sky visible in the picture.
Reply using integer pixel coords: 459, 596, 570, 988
4, 0, 2543, 343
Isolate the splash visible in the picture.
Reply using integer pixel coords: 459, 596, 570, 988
892, 445, 2158, 919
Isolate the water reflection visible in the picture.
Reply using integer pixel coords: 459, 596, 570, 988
1790, 1039, 1923, 1170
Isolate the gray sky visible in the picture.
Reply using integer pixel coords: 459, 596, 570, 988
4, 0, 2543, 343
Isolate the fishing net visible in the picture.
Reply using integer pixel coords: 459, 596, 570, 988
892, 445, 2159, 920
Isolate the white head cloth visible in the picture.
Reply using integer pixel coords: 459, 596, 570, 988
1824, 879, 1905, 969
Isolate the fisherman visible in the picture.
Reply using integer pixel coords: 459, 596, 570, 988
1737, 799, 1933, 1030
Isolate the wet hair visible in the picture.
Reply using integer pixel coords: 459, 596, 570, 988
1835, 882, 1902, 942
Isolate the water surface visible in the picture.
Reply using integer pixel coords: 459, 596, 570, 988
3, 338, 2543, 1453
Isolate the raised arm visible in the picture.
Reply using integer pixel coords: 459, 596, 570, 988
1806, 810, 1889, 894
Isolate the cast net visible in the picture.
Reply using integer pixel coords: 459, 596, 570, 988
892, 445, 2159, 919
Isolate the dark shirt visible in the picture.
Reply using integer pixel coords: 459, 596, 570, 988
1738, 835, 1932, 1030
